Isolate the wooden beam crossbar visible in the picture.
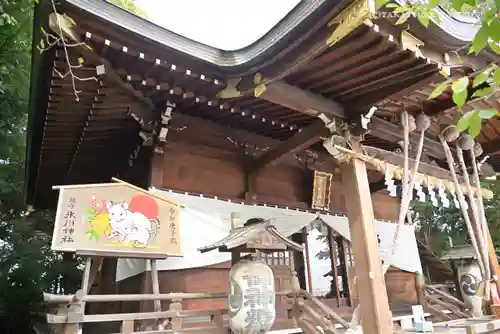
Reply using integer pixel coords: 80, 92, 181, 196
249, 120, 329, 173
255, 80, 446, 162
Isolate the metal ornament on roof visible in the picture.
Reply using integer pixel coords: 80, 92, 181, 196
228, 259, 276, 334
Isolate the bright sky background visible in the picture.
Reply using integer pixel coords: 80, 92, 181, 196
134, 0, 301, 51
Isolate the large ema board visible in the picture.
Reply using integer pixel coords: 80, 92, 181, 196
51, 180, 182, 258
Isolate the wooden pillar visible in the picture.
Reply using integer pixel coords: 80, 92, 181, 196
291, 233, 307, 290
150, 152, 164, 188
336, 236, 350, 304
97, 258, 118, 314
340, 158, 393, 334
486, 227, 500, 294
327, 229, 341, 307
302, 228, 314, 293
469, 198, 500, 295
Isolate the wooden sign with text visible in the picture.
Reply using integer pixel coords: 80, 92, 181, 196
312, 171, 333, 210
52, 182, 182, 258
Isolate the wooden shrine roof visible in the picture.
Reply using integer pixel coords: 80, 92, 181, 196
198, 219, 304, 253
441, 244, 477, 261
25, 0, 497, 208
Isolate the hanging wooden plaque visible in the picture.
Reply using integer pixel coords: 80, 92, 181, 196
51, 181, 182, 258
312, 171, 333, 210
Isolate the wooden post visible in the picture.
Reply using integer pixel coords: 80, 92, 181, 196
150, 259, 162, 313
302, 228, 313, 294
414, 272, 427, 308
336, 236, 350, 304
470, 198, 500, 296
327, 229, 341, 307
340, 157, 393, 334
486, 227, 500, 295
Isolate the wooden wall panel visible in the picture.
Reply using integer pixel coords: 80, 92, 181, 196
385, 269, 418, 307
152, 141, 312, 207
329, 178, 400, 221
151, 139, 399, 220
153, 143, 244, 199
249, 165, 312, 207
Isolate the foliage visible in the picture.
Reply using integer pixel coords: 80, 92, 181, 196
0, 0, 83, 332
412, 178, 500, 256
378, 0, 500, 138
106, 0, 148, 18
411, 200, 467, 255
315, 179, 500, 262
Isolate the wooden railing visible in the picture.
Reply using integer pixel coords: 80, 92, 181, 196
44, 290, 290, 333
288, 289, 350, 334
44, 288, 354, 334
415, 273, 472, 321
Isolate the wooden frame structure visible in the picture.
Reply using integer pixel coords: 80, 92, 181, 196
25, 0, 500, 333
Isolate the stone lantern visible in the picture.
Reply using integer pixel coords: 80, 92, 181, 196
441, 244, 483, 316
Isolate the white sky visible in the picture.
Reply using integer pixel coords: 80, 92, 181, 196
134, 0, 301, 51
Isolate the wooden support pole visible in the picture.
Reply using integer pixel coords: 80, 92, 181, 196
469, 198, 500, 296
328, 229, 341, 307
340, 156, 393, 334
302, 228, 313, 294
485, 226, 500, 295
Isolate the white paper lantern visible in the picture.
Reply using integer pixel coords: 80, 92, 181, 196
228, 259, 276, 334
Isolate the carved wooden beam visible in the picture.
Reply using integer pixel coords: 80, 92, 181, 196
255, 80, 345, 118
249, 120, 329, 173
256, 80, 446, 160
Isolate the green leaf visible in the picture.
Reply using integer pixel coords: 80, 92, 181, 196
478, 109, 497, 119
489, 19, 500, 43
395, 12, 411, 24
472, 70, 490, 88
472, 86, 494, 98
430, 10, 441, 24
78, 57, 84, 64
39, 39, 45, 49
468, 111, 482, 138
471, 24, 490, 55
451, 0, 465, 11
494, 68, 500, 86
385, 3, 398, 8
427, 0, 440, 8
452, 89, 468, 108
376, 0, 388, 7
457, 112, 472, 132
417, 12, 430, 26
489, 41, 500, 54
428, 82, 449, 99
63, 14, 77, 26
451, 77, 469, 93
